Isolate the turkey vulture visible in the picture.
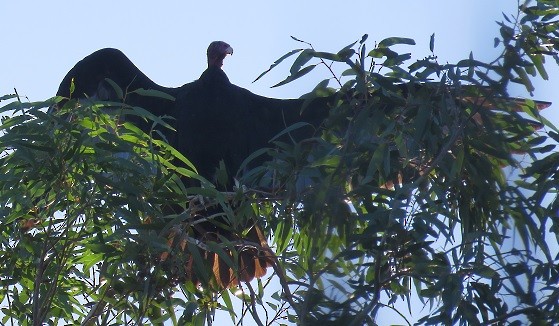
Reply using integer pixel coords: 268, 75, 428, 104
56, 42, 551, 289
56, 41, 331, 288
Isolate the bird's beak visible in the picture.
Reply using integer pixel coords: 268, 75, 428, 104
218, 46, 233, 68
225, 46, 233, 56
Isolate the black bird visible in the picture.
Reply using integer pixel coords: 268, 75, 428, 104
59, 41, 552, 289
56, 41, 330, 288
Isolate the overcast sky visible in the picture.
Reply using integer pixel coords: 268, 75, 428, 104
1, 1, 557, 324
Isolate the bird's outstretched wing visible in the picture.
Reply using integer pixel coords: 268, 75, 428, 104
56, 48, 179, 118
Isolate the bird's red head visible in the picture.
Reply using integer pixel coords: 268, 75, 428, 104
207, 41, 233, 68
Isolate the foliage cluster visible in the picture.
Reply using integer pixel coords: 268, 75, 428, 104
1, 1, 559, 325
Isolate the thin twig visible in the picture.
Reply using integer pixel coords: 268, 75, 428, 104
245, 282, 265, 326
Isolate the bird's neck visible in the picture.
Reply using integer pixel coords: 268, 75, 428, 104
200, 67, 230, 85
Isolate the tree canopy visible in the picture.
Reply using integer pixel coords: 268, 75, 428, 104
1, 1, 559, 325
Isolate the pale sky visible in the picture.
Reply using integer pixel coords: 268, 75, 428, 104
1, 1, 557, 325
2, 1, 556, 110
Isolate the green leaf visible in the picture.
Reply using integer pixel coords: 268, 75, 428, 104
337, 38, 359, 59
290, 35, 311, 45
104, 78, 123, 100
271, 64, 317, 88
429, 33, 435, 52
253, 49, 303, 83
269, 121, 312, 142
378, 37, 416, 48
529, 53, 549, 80
0, 94, 18, 102
313, 51, 346, 62
221, 290, 236, 322
512, 66, 535, 93
474, 265, 496, 278
383, 53, 412, 66
291, 49, 315, 75
494, 37, 500, 48
130, 88, 176, 101
70, 77, 76, 97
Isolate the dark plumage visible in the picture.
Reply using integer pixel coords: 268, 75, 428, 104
55, 41, 553, 288
56, 41, 330, 288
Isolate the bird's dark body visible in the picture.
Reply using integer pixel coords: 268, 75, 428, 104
56, 46, 329, 287
57, 48, 326, 183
